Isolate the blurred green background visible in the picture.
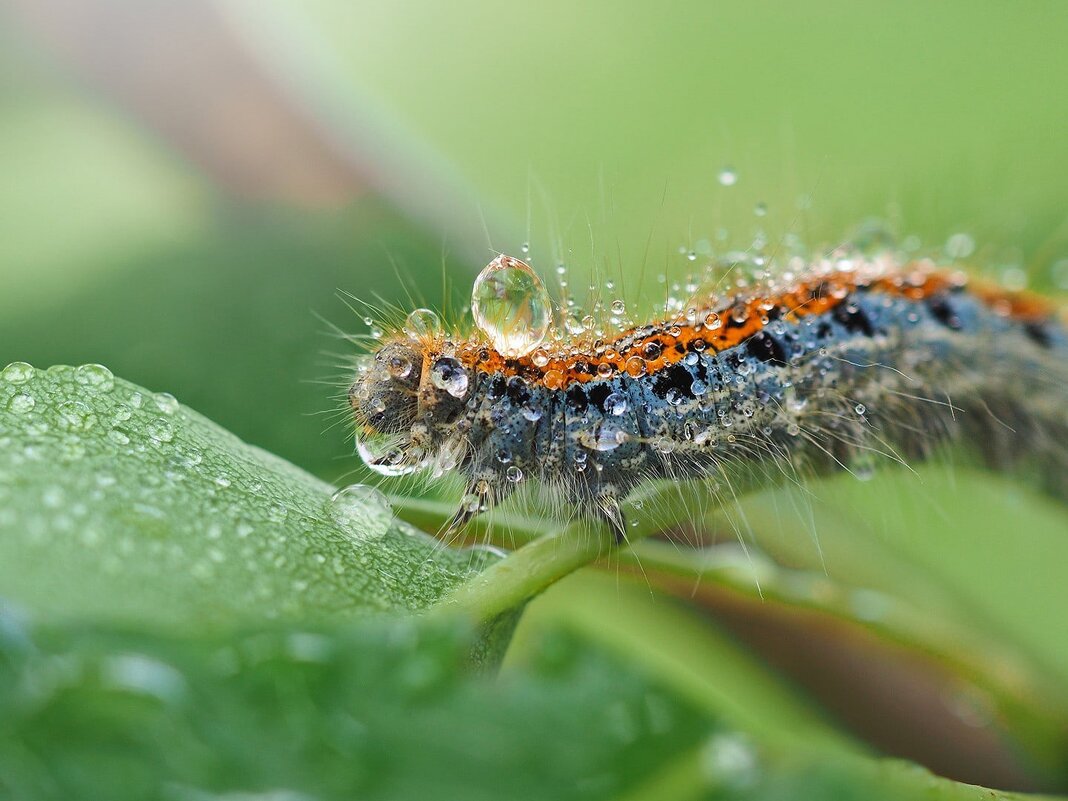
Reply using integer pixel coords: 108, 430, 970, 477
2, 0, 1067, 794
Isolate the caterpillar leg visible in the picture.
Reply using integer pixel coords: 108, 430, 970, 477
443, 478, 514, 539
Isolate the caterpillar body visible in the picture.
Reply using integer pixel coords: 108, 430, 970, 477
348, 255, 1068, 540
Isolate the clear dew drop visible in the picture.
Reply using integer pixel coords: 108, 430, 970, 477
2, 361, 34, 385
717, 166, 738, 187
148, 419, 175, 443
57, 401, 93, 431
386, 354, 413, 379
505, 465, 524, 483
592, 424, 627, 451
611, 299, 626, 314
701, 732, 759, 789
429, 357, 469, 399
604, 392, 628, 417
75, 363, 115, 392
329, 483, 393, 540
8, 393, 35, 414
945, 232, 976, 259
153, 392, 179, 415
471, 255, 551, 358
403, 308, 443, 339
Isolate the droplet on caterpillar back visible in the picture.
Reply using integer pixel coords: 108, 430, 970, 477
471, 255, 551, 358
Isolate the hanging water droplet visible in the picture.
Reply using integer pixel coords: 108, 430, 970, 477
531, 349, 550, 367
506, 465, 524, 483
430, 357, 470, 399
717, 166, 738, 187
75, 363, 114, 392
357, 431, 423, 476
611, 299, 626, 314
404, 308, 443, 339
471, 255, 551, 357
329, 484, 393, 540
2, 362, 34, 384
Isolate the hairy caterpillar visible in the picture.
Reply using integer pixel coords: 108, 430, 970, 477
348, 253, 1068, 540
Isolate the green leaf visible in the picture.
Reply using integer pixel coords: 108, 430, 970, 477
0, 364, 499, 630
0, 611, 1045, 801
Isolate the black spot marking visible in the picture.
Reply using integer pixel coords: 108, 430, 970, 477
651, 364, 696, 401
691, 355, 708, 382
745, 331, 787, 365
926, 294, 963, 330
1024, 321, 1053, 349
566, 384, 589, 412
832, 297, 875, 337
816, 321, 834, 339
487, 376, 507, 401
505, 376, 530, 406
723, 351, 747, 372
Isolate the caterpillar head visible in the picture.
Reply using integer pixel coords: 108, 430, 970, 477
348, 338, 473, 475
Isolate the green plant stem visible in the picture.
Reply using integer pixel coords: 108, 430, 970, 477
428, 480, 702, 620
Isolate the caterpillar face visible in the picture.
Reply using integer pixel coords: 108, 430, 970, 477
349, 338, 473, 475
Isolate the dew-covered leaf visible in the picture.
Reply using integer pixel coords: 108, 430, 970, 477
0, 364, 498, 630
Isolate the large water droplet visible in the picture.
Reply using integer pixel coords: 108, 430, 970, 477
471, 255, 551, 357
329, 484, 393, 539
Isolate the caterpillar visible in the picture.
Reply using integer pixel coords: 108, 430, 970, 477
348, 252, 1068, 540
